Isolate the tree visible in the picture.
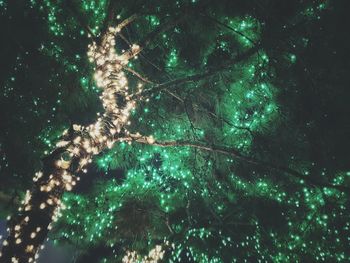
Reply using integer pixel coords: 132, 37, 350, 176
0, 0, 349, 262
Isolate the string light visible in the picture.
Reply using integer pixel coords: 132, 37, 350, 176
122, 244, 167, 263
0, 20, 141, 262
1, 2, 346, 263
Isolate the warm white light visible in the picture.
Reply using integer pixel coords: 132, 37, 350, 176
5, 19, 143, 258
26, 245, 34, 253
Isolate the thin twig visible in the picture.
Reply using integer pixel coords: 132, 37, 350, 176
123, 66, 156, 84
121, 14, 188, 60
200, 13, 256, 45
163, 89, 253, 134
139, 44, 261, 97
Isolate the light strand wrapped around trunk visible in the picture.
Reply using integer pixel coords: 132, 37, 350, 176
0, 25, 141, 263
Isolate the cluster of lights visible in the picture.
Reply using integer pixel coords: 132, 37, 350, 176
122, 242, 172, 263
2, 1, 346, 262
0, 22, 143, 262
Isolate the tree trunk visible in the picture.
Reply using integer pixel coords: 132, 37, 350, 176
0, 26, 138, 262
1, 148, 72, 262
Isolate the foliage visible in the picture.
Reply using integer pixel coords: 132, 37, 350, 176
1, 0, 350, 262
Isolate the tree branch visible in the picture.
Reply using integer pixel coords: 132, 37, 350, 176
163, 89, 253, 135
120, 134, 350, 193
121, 14, 188, 60
138, 44, 261, 97
100, 0, 118, 35
123, 66, 156, 84
200, 13, 256, 45
115, 14, 139, 32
